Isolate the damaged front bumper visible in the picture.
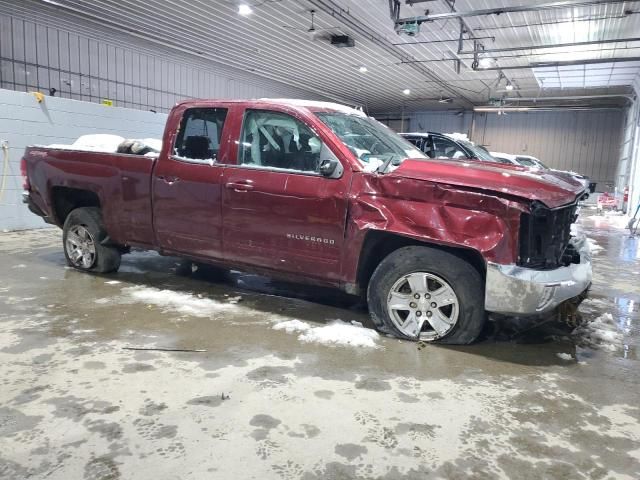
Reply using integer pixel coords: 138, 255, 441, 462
485, 235, 592, 316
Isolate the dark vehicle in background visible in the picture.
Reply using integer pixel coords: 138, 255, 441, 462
491, 151, 592, 193
400, 132, 499, 163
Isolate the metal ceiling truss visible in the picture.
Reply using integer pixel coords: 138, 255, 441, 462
477, 56, 640, 71
311, 0, 476, 107
460, 37, 640, 55
393, 0, 640, 26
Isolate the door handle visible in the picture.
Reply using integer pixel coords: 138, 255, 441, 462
225, 181, 254, 192
158, 175, 180, 185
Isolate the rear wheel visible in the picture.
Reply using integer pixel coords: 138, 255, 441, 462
63, 207, 121, 273
367, 246, 485, 344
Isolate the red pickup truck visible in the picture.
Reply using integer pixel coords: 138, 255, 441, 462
21, 99, 591, 344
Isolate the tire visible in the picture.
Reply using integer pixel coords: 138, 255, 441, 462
367, 245, 485, 344
62, 207, 121, 273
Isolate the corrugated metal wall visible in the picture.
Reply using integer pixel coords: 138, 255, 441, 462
0, 9, 325, 114
406, 112, 473, 137
476, 110, 624, 187
401, 109, 624, 187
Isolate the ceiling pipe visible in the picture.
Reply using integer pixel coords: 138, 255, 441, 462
438, 0, 518, 95
392, 35, 495, 46
459, 37, 640, 55
472, 11, 640, 32
476, 56, 640, 70
396, 0, 640, 25
309, 0, 476, 107
503, 94, 634, 101
474, 106, 624, 112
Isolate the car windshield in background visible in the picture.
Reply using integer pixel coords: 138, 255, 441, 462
516, 156, 547, 168
457, 140, 497, 162
316, 113, 425, 172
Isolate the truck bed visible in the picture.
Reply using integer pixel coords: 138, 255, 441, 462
23, 146, 158, 247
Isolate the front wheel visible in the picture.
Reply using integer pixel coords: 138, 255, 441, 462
367, 246, 485, 344
63, 207, 121, 273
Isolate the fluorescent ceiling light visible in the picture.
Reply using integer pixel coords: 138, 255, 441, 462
505, 83, 514, 91
403, 88, 411, 95
358, 66, 368, 73
238, 4, 253, 15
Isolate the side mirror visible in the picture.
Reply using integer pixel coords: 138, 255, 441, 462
319, 159, 338, 177
425, 149, 435, 158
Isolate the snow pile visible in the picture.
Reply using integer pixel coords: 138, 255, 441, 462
588, 212, 632, 230
47, 134, 125, 152
574, 312, 624, 352
140, 138, 162, 151
443, 132, 470, 142
273, 319, 380, 348
556, 352, 573, 361
586, 238, 604, 254
120, 286, 240, 317
45, 134, 162, 155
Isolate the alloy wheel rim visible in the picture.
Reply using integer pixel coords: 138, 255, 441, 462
65, 225, 96, 269
387, 272, 459, 341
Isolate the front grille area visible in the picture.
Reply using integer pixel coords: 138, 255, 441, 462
518, 201, 579, 270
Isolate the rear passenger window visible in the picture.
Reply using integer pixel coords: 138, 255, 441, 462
239, 110, 323, 173
174, 108, 228, 161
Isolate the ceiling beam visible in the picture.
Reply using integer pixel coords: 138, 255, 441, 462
309, 0, 477, 107
476, 56, 640, 70
392, 35, 495, 46
459, 37, 640, 55
396, 0, 640, 25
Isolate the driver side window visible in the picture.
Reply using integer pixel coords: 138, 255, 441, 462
432, 136, 466, 159
239, 110, 323, 174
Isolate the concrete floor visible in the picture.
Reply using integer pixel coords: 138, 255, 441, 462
1, 210, 639, 480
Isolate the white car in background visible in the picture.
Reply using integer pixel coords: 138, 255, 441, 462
491, 151, 592, 193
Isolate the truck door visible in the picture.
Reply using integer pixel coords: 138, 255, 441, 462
152, 107, 229, 258
221, 108, 350, 281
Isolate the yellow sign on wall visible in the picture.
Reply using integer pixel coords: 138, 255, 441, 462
101, 99, 114, 106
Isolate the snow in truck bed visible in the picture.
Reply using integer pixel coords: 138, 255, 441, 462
42, 134, 162, 155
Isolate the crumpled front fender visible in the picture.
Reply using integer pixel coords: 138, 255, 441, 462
341, 173, 528, 285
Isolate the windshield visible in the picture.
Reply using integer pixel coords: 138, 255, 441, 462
516, 156, 547, 169
491, 155, 515, 165
457, 140, 497, 162
316, 113, 425, 172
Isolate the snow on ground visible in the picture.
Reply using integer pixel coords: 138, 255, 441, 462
573, 312, 625, 352
119, 286, 242, 317
587, 211, 632, 230
273, 319, 380, 348
586, 238, 604, 254
556, 353, 573, 361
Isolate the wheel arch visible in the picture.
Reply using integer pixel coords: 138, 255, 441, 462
51, 186, 101, 226
355, 230, 486, 294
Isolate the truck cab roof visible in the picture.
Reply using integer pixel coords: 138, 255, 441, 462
174, 98, 366, 117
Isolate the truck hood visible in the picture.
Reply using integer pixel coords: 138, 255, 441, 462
392, 158, 585, 209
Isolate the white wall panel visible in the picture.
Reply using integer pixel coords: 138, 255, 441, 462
0, 89, 168, 231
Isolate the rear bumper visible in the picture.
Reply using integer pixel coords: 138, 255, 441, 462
485, 235, 592, 315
